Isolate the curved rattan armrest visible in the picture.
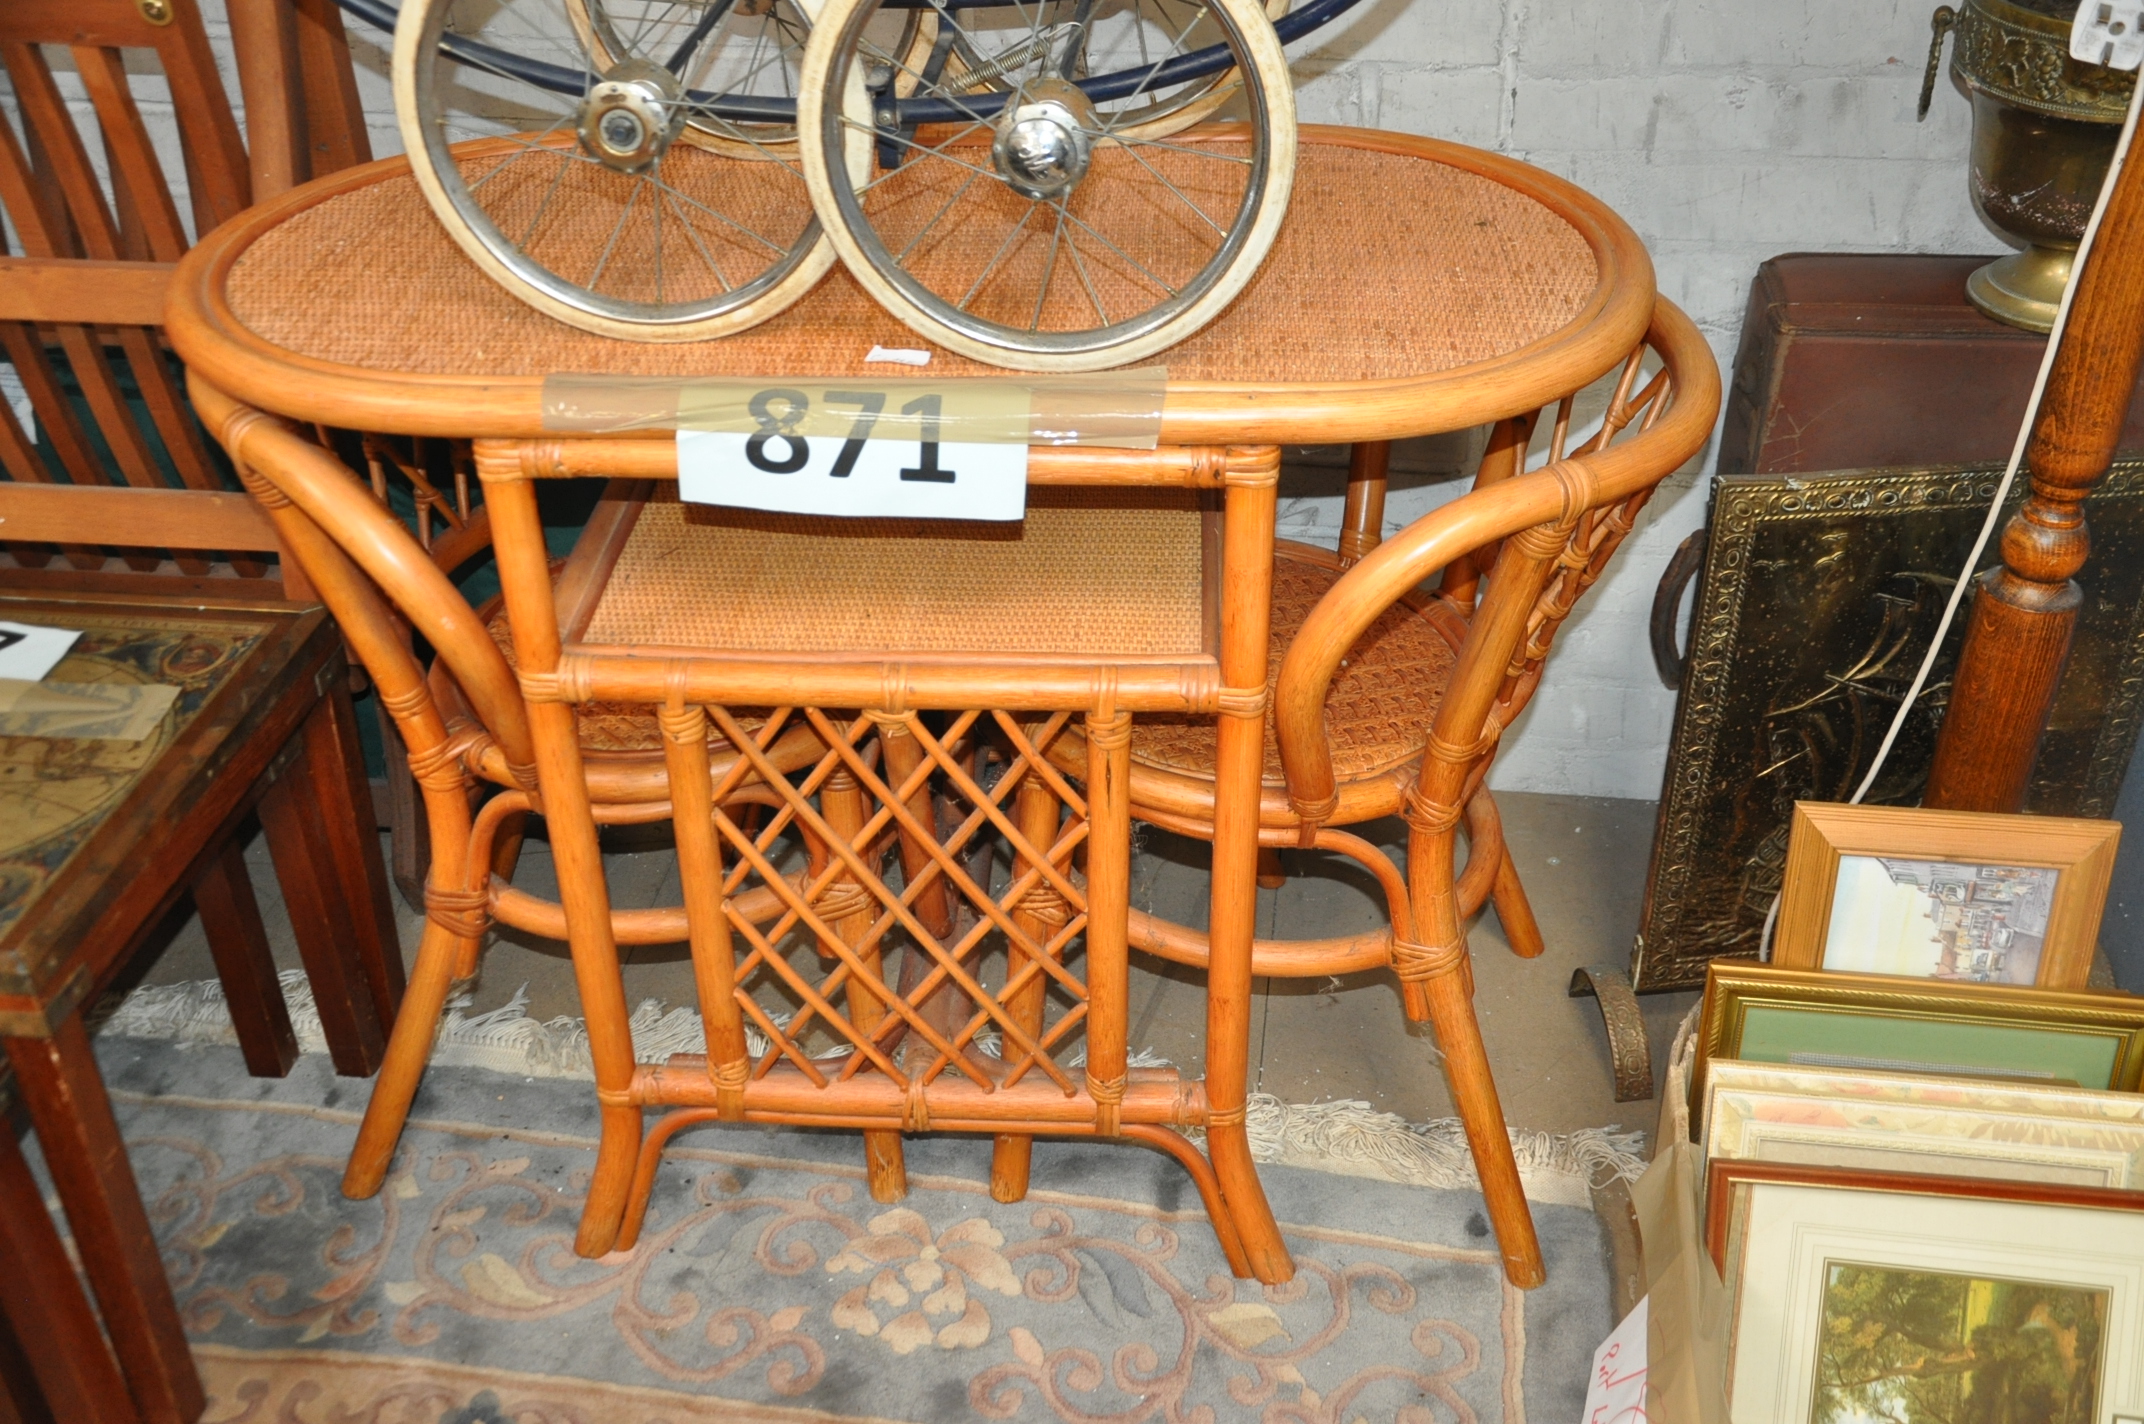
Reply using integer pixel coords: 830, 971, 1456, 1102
1272, 298, 1720, 818
190, 374, 538, 774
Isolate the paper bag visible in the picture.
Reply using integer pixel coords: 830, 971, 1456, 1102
1629, 1005, 1728, 1424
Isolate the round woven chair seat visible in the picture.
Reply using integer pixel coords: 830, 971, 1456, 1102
1129, 543, 1465, 786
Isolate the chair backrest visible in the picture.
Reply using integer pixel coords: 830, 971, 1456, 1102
1275, 298, 1723, 824
0, 0, 371, 593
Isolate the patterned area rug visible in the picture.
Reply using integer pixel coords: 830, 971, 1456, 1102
94, 1038, 1613, 1423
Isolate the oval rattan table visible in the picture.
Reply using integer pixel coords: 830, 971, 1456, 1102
169, 125, 1695, 1294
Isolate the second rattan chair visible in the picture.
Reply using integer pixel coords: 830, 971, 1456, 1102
1041, 299, 1718, 1286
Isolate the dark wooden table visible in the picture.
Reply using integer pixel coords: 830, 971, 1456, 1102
0, 591, 404, 1424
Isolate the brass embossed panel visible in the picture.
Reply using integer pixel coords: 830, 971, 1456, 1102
1633, 460, 2144, 990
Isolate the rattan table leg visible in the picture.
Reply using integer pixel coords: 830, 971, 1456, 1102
485, 474, 643, 1257
990, 772, 1065, 1202
1206, 464, 1292, 1284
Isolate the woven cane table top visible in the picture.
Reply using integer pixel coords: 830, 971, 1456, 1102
170, 127, 1655, 447
572, 489, 1207, 658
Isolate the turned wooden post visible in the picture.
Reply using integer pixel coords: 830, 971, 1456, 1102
1925, 131, 2144, 811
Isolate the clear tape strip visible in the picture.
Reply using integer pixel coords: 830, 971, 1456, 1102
541, 367, 1166, 449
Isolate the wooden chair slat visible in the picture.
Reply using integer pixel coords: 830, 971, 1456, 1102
0, 484, 276, 549
159, 0, 252, 231
0, 325, 107, 487
0, 81, 73, 260
118, 327, 224, 492
52, 326, 164, 489
0, 258, 170, 326
0, 44, 121, 260
71, 44, 190, 263
293, 0, 372, 175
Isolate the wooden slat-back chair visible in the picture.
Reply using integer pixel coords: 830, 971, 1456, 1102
0, 0, 369, 595
189, 381, 855, 1208
0, 0, 499, 911
1041, 300, 1719, 1285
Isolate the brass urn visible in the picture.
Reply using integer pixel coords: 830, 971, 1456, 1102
1923, 0, 2135, 331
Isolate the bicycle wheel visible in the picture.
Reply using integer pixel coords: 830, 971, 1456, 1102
796, 0, 1295, 370
395, 0, 865, 340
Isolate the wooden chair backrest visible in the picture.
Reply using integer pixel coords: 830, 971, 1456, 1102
0, 0, 372, 593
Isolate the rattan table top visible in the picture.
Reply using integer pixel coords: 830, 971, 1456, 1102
169, 127, 1655, 448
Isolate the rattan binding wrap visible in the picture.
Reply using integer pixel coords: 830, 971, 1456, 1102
223, 143, 1597, 384
583, 491, 1206, 656
1132, 544, 1461, 783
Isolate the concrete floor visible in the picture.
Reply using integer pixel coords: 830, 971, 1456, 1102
139, 787, 1692, 1141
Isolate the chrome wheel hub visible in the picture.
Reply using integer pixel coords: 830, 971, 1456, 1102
579, 59, 686, 172
991, 79, 1098, 200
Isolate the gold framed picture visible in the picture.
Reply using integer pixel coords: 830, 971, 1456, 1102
1692, 961, 2144, 1109
1772, 802, 2119, 989
1707, 1161, 2144, 1424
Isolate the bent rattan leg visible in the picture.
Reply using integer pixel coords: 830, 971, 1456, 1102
344, 915, 463, 1198
1491, 848, 1545, 959
1402, 808, 1543, 1287
1417, 958, 1542, 1286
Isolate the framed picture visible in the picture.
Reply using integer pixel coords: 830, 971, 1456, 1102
1701, 1057, 2144, 1189
1708, 1160, 2144, 1424
1770, 803, 2118, 989
1692, 961, 2144, 1109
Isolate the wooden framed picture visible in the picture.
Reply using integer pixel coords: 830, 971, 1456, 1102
1692, 961, 2144, 1108
1772, 802, 2119, 989
1701, 1058, 2144, 1189
1708, 1160, 2144, 1424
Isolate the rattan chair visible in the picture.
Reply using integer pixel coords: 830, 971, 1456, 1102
1038, 300, 1719, 1285
187, 388, 861, 1201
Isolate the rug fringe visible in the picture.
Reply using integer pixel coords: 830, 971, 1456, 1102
98, 977, 1637, 1203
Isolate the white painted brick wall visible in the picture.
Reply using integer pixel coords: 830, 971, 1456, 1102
88, 0, 1996, 800
1278, 0, 1997, 799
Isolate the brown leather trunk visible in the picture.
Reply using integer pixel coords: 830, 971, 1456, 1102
1721, 252, 2144, 476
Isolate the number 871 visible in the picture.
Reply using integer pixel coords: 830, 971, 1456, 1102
744, 387, 955, 484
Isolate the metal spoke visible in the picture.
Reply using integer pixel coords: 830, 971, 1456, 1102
1055, 194, 1110, 324
1098, 3, 1209, 131
515, 144, 574, 247
586, 174, 644, 290
957, 199, 1043, 310
678, 103, 808, 173
894, 163, 985, 261
855, 119, 994, 193
644, 168, 792, 254
1110, 135, 1228, 234
1106, 131, 1253, 163
683, 18, 802, 98
664, 188, 734, 291
1058, 203, 1180, 296
649, 167, 664, 300
854, 41, 1001, 129
465, 115, 577, 194
1030, 201, 1068, 330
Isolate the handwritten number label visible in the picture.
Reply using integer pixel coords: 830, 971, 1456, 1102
1581, 1298, 1648, 1424
679, 383, 1026, 521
